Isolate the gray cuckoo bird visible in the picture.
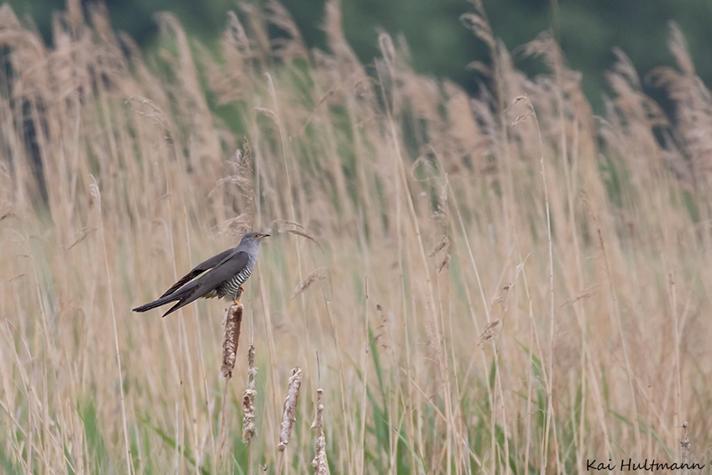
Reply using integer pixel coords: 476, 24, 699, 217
132, 232, 269, 317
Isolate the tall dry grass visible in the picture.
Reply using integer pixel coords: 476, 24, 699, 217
1, 0, 711, 473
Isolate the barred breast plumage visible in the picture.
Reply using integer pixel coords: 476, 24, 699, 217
217, 255, 256, 299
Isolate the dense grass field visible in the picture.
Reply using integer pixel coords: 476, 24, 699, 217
1, 1, 711, 473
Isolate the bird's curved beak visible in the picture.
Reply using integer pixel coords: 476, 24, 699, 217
259, 233, 270, 239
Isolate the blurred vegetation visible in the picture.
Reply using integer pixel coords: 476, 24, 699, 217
8, 0, 711, 108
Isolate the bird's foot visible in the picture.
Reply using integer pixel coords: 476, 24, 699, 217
233, 285, 245, 306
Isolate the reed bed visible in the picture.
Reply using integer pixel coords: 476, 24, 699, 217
0, 0, 711, 473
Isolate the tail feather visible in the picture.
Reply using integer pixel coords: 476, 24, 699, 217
133, 283, 201, 317
133, 285, 194, 314
132, 295, 175, 313
160, 287, 204, 318
161, 298, 189, 318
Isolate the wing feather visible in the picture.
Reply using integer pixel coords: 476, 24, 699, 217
160, 248, 234, 297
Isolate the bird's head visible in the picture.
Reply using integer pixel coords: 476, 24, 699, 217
240, 231, 271, 244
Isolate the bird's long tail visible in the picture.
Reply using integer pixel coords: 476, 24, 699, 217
132, 294, 176, 313
132, 284, 197, 317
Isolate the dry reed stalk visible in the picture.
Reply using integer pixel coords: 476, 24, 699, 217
221, 301, 243, 379
680, 421, 690, 469
241, 344, 257, 443
218, 292, 245, 466
89, 179, 133, 473
278, 367, 303, 451
311, 388, 329, 475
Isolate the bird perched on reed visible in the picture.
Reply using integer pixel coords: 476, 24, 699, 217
133, 232, 269, 317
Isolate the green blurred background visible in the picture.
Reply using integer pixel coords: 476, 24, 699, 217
8, 0, 711, 108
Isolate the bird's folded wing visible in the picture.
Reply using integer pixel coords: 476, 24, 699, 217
159, 251, 251, 317
192, 251, 250, 293
160, 247, 235, 297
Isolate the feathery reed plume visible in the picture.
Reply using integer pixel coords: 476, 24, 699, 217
292, 267, 327, 298
278, 367, 303, 451
265, 0, 307, 61
478, 319, 501, 346
221, 300, 243, 379
311, 388, 329, 475
213, 139, 257, 237
241, 344, 257, 443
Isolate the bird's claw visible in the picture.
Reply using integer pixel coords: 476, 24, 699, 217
233, 285, 245, 305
